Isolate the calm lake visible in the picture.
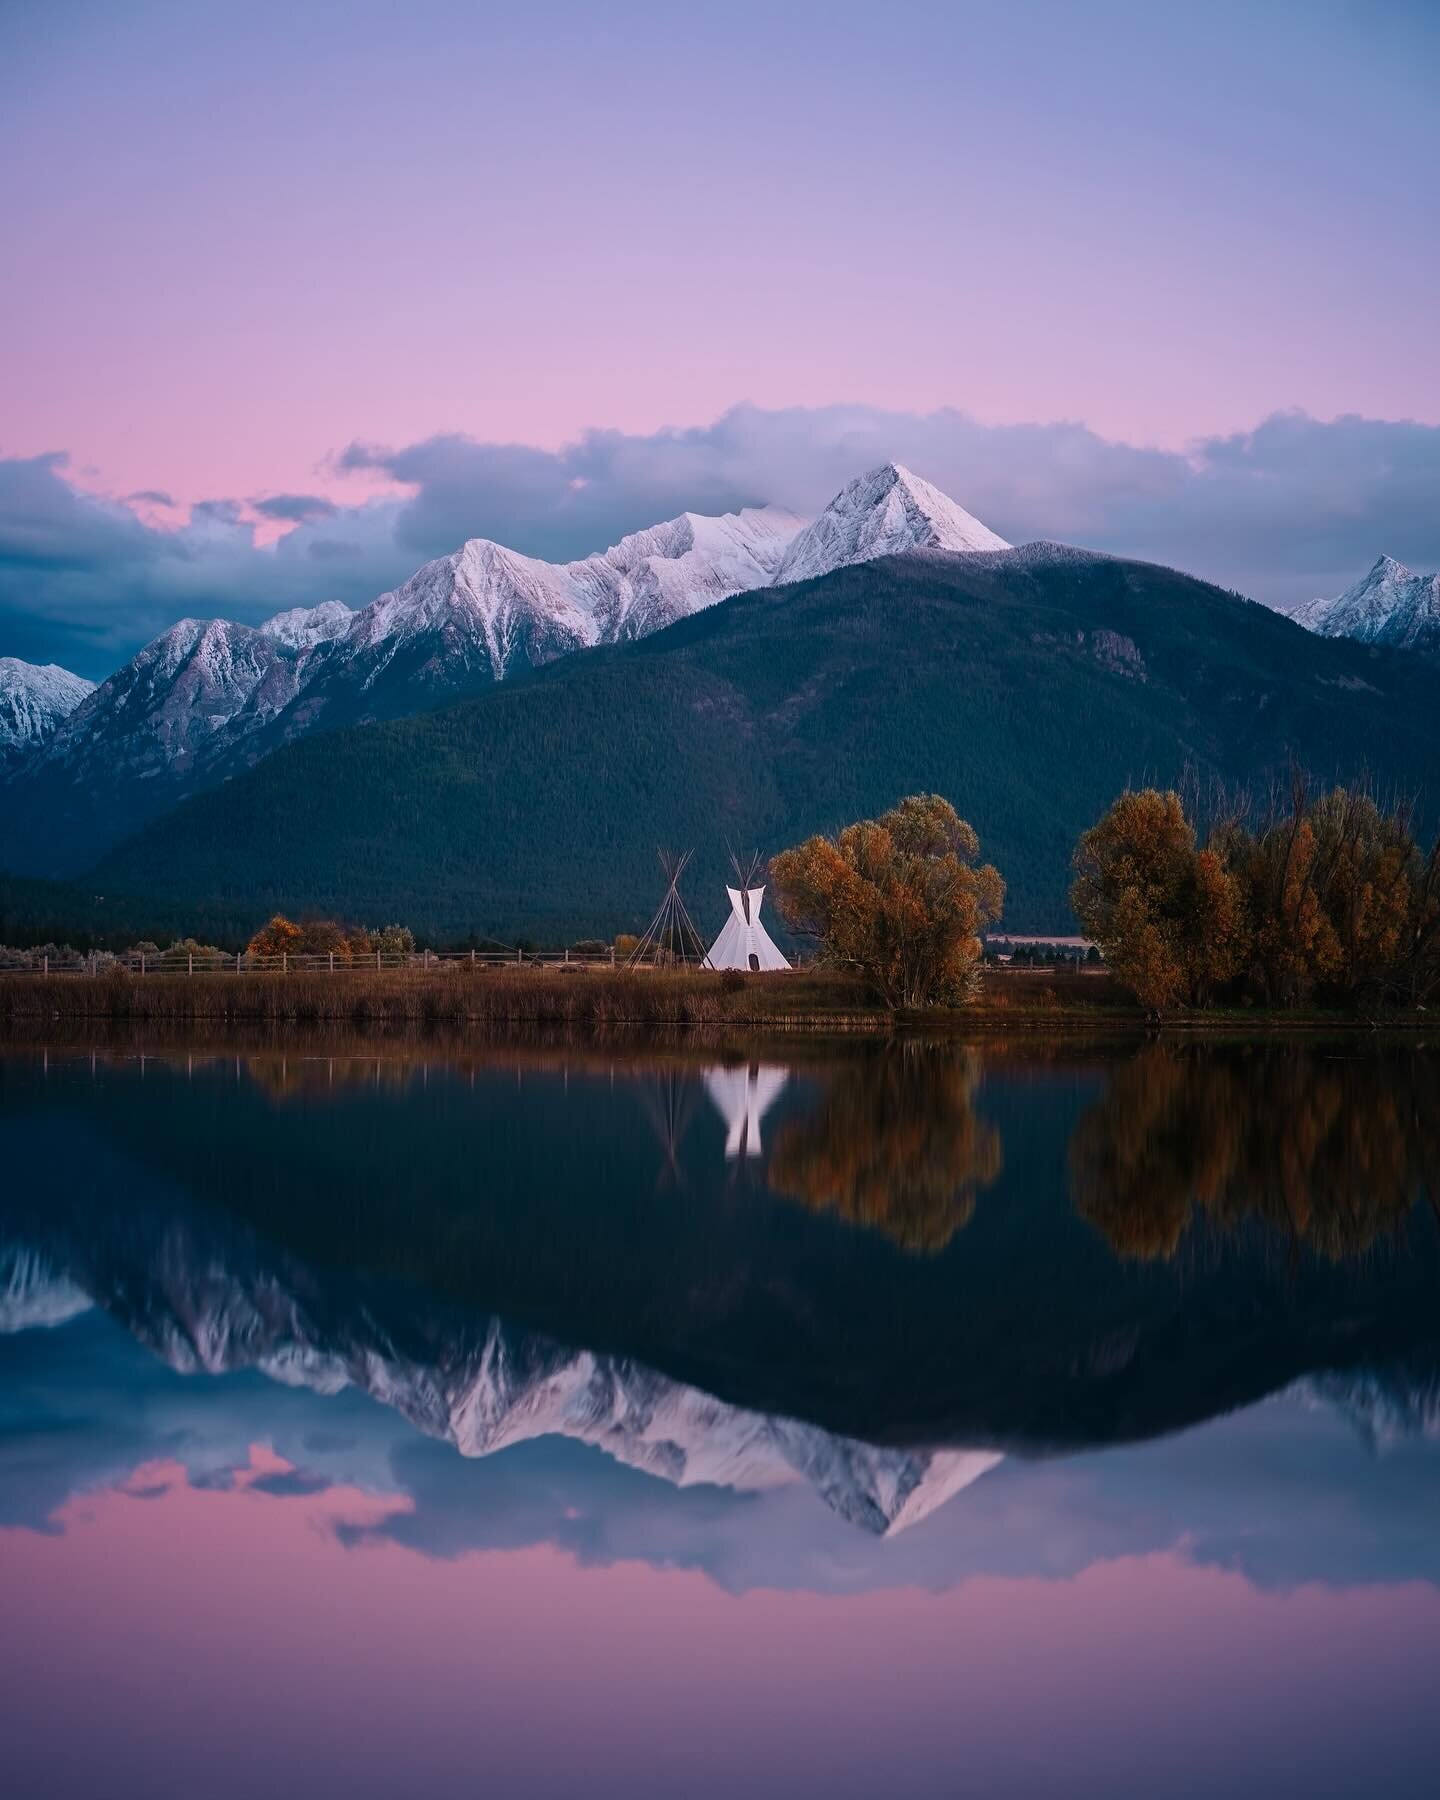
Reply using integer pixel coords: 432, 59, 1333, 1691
3, 1032, 1439, 1799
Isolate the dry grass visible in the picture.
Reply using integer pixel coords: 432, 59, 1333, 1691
0, 963, 897, 1029
9, 962, 1401, 1035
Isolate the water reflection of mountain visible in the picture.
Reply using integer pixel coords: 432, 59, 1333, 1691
0, 1239, 997, 1536
3, 1038, 1439, 1459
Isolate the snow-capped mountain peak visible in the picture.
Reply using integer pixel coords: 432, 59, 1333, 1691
1290, 553, 1440, 652
773, 461, 1009, 586
33, 614, 307, 784
348, 536, 600, 680
0, 657, 93, 752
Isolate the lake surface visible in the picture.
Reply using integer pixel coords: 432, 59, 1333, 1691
3, 1031, 1439, 1799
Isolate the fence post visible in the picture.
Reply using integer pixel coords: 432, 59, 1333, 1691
283, 951, 287, 975
610, 945, 615, 966
565, 946, 570, 965
471, 948, 475, 968
140, 953, 145, 976
188, 952, 193, 976
377, 948, 381, 973
517, 946, 522, 965
329, 950, 334, 974
236, 952, 241, 973
43, 954, 49, 975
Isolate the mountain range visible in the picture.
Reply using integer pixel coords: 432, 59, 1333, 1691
78, 538, 1440, 938
1, 464, 1003, 878
2, 462, 1437, 937
8, 1224, 1437, 1539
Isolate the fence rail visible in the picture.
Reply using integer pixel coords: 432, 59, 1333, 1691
0, 947, 630, 976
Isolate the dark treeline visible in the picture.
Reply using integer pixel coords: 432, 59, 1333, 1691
1072, 776, 1440, 1014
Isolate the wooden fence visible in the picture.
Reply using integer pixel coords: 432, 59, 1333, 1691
0, 946, 626, 976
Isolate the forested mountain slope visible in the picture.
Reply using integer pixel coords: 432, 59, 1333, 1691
88, 545, 1440, 939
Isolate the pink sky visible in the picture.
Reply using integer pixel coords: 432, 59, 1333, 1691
2, 1, 1437, 513
6, 1455, 1439, 1797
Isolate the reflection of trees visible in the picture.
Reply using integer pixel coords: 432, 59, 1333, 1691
242, 1055, 421, 1103
1071, 1045, 1440, 1263
768, 1045, 1002, 1253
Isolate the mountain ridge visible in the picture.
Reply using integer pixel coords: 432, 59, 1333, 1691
84, 541, 1440, 937
2, 465, 1004, 876
0, 1237, 998, 1538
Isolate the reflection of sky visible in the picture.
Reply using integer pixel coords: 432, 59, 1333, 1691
4, 1315, 1440, 1800
5, 1307, 1440, 1600
7, 1034, 1440, 1798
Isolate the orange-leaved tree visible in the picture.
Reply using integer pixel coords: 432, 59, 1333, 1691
247, 915, 304, 957
245, 915, 373, 960
770, 794, 1004, 1009
1070, 789, 1246, 1014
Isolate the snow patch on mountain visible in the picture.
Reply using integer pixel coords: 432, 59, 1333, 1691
338, 502, 806, 682
774, 462, 1009, 586
0, 658, 94, 752
260, 600, 354, 651
591, 505, 805, 639
350, 537, 599, 684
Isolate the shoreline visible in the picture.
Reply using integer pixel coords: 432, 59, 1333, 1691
0, 965, 1432, 1036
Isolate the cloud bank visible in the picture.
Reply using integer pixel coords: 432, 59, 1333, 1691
4, 405, 1438, 678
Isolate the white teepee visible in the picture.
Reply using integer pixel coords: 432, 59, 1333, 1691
702, 856, 790, 973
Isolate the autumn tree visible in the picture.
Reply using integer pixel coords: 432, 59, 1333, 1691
770, 795, 1004, 1009
247, 915, 304, 957
246, 915, 374, 959
1070, 790, 1246, 1014
1211, 780, 1419, 1007
1309, 789, 1416, 1001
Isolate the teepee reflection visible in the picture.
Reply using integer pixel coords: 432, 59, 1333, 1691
637, 1066, 703, 1190
704, 1063, 790, 1160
